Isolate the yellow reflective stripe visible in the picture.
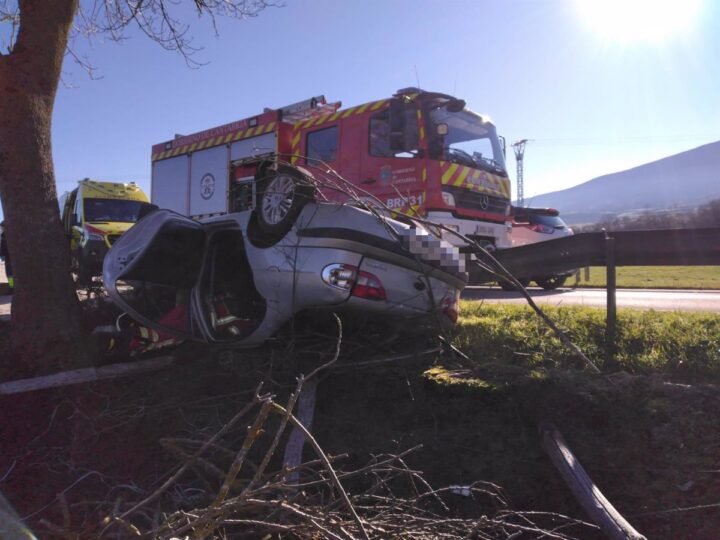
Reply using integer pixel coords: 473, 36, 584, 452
292, 131, 301, 147
442, 163, 458, 184
454, 167, 469, 187
315, 114, 331, 126
153, 122, 279, 161
341, 107, 356, 119
501, 179, 511, 198
356, 103, 370, 114
370, 100, 386, 111
422, 168, 427, 182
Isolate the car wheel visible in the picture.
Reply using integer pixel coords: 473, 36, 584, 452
256, 166, 314, 237
498, 278, 530, 291
71, 255, 92, 288
536, 275, 567, 290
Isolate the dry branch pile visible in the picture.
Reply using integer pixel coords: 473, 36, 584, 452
87, 383, 595, 540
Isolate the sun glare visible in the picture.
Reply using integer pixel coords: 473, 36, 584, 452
574, 0, 703, 44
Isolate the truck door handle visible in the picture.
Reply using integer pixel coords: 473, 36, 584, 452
361, 178, 376, 185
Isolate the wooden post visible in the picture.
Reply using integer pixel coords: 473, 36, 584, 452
0, 357, 174, 395
541, 422, 646, 540
605, 234, 617, 368
283, 377, 319, 484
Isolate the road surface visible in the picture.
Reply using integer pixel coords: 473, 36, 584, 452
463, 286, 720, 312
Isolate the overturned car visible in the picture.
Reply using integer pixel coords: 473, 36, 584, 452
102, 202, 467, 353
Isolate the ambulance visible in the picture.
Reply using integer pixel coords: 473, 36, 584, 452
60, 179, 153, 283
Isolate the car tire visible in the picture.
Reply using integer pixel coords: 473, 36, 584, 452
256, 166, 314, 238
498, 278, 530, 291
71, 255, 92, 288
536, 275, 567, 290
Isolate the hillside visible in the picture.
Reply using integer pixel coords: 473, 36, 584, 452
526, 140, 720, 225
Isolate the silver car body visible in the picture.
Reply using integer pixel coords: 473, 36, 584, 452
103, 202, 467, 347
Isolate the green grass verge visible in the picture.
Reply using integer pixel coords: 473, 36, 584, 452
573, 265, 720, 289
454, 302, 720, 381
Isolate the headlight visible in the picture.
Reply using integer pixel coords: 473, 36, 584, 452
441, 191, 456, 207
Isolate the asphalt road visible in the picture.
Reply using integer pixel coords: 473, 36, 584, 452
463, 286, 720, 312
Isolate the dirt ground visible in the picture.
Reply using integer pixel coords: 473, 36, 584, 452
1, 303, 720, 538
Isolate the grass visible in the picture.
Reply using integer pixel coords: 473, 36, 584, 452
572, 265, 720, 289
453, 301, 720, 381
437, 302, 720, 538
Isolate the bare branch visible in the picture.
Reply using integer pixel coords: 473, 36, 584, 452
0, 0, 20, 54
61, 0, 281, 72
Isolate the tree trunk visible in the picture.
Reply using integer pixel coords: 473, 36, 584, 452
0, 0, 83, 373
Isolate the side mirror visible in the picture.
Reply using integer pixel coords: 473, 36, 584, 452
446, 98, 466, 113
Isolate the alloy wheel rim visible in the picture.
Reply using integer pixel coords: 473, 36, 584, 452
262, 175, 295, 225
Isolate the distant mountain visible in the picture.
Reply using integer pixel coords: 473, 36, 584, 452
524, 141, 720, 225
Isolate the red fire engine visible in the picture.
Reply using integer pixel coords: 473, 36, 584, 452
150, 87, 512, 248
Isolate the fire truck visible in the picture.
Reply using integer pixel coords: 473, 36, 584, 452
151, 87, 512, 248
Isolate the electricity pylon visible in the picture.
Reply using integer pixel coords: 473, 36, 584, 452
512, 139, 529, 206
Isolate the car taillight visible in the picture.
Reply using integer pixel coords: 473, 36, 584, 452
529, 224, 554, 234
440, 291, 460, 323
352, 271, 386, 301
322, 264, 386, 301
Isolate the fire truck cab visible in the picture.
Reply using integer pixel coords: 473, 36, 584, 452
151, 88, 512, 249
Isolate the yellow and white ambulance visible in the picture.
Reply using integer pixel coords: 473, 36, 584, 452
60, 179, 153, 283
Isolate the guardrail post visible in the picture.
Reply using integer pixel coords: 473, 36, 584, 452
605, 234, 617, 368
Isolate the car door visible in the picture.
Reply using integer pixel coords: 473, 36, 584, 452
103, 209, 207, 340
104, 209, 267, 344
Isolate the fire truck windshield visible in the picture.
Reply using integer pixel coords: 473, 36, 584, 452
427, 106, 507, 175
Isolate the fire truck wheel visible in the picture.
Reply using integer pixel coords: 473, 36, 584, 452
536, 275, 567, 291
256, 167, 314, 237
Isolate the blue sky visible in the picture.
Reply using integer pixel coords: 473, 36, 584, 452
16, 0, 720, 210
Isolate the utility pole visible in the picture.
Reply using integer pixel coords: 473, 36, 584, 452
512, 139, 529, 207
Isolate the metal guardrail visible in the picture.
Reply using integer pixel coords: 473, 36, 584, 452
469, 227, 720, 365
469, 227, 720, 284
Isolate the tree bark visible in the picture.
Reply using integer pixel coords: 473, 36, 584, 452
0, 0, 83, 372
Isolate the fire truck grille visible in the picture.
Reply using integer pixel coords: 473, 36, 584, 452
446, 187, 509, 215
107, 234, 122, 246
